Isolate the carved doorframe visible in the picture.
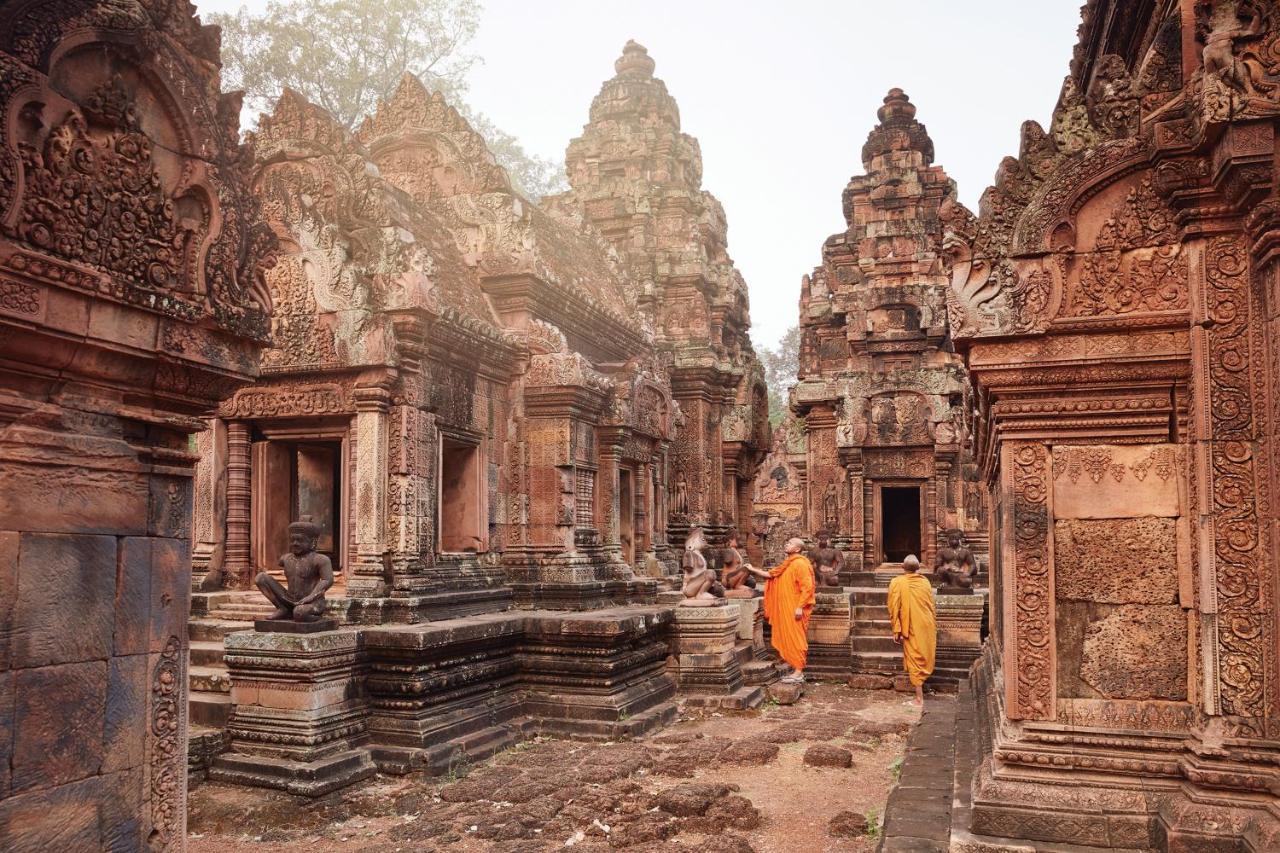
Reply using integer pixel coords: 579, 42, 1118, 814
871, 478, 927, 567
253, 419, 353, 579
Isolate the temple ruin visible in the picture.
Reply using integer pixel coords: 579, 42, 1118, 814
0, 0, 274, 847
940, 0, 1280, 848
6, 0, 1280, 850
787, 88, 984, 578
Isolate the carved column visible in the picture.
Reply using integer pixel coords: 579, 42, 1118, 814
387, 403, 433, 593
191, 419, 228, 589
843, 453, 865, 571
597, 428, 625, 572
349, 387, 391, 597
225, 420, 252, 589
1002, 441, 1055, 721
1190, 234, 1271, 725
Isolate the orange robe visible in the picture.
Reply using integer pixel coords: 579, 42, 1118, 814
887, 572, 937, 687
763, 553, 816, 671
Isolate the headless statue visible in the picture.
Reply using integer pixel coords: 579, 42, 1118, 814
256, 519, 334, 621
720, 530, 757, 595
935, 530, 976, 592
680, 527, 724, 605
813, 534, 843, 587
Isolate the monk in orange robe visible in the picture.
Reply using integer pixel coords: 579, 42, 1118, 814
748, 537, 816, 683
887, 554, 936, 706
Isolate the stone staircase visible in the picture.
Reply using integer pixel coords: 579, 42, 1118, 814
849, 568, 982, 693
850, 577, 905, 680
188, 593, 272, 729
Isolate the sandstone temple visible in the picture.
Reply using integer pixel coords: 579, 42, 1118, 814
4, 0, 1280, 850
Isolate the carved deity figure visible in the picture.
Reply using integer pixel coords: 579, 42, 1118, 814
812, 533, 844, 587
672, 471, 689, 517
680, 527, 724, 604
721, 530, 758, 597
256, 519, 334, 621
934, 530, 976, 592
823, 482, 839, 530
1201, 1, 1271, 98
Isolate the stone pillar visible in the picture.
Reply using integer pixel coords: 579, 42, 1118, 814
211, 630, 374, 795
224, 420, 253, 589
387, 403, 433, 593
1001, 441, 1055, 721
668, 603, 763, 709
933, 591, 986, 688
843, 454, 865, 573
349, 388, 391, 597
191, 420, 229, 590
806, 589, 855, 677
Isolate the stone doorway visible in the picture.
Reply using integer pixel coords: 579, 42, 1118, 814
619, 467, 635, 565
439, 435, 485, 553
251, 437, 345, 574
879, 485, 921, 564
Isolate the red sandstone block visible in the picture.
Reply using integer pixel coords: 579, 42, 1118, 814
13, 533, 116, 667
114, 538, 152, 657
12, 660, 107, 793
0, 531, 16, 667
149, 537, 191, 652
103, 654, 147, 774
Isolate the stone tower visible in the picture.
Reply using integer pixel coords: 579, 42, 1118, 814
546, 41, 770, 555
790, 89, 981, 574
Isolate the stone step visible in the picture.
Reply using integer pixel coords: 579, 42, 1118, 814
852, 651, 905, 674
189, 619, 252, 643
190, 690, 232, 728
209, 606, 275, 621
852, 635, 900, 653
188, 640, 226, 667
189, 665, 232, 694
853, 588, 889, 606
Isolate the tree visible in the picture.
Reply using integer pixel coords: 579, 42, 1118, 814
759, 325, 800, 428
210, 0, 566, 199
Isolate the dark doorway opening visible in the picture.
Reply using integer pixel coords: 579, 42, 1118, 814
881, 486, 921, 563
440, 437, 483, 553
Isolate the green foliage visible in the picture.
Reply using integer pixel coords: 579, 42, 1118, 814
758, 325, 800, 428
889, 754, 904, 781
864, 806, 882, 839
209, 0, 565, 199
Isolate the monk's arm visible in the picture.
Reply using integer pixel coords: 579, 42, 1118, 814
887, 581, 904, 640
797, 562, 815, 615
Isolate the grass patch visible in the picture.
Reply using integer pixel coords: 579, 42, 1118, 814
864, 807, 882, 839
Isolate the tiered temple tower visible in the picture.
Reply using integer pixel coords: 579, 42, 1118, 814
546, 41, 770, 555
788, 89, 982, 575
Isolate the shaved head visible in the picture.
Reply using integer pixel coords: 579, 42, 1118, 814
903, 554, 920, 571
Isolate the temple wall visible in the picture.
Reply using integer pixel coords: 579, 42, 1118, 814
948, 1, 1280, 845
0, 2, 273, 848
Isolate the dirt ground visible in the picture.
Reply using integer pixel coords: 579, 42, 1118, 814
188, 683, 931, 852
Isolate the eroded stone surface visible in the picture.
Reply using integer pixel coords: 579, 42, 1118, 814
1054, 517, 1178, 604
1080, 604, 1187, 701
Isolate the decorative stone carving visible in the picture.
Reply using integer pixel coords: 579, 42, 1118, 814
0, 3, 274, 849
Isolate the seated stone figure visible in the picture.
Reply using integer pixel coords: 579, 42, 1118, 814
934, 530, 976, 592
256, 518, 335, 621
680, 527, 724, 605
812, 533, 843, 587
720, 530, 757, 597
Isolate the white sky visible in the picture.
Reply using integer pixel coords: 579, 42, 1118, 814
195, 1, 1083, 352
